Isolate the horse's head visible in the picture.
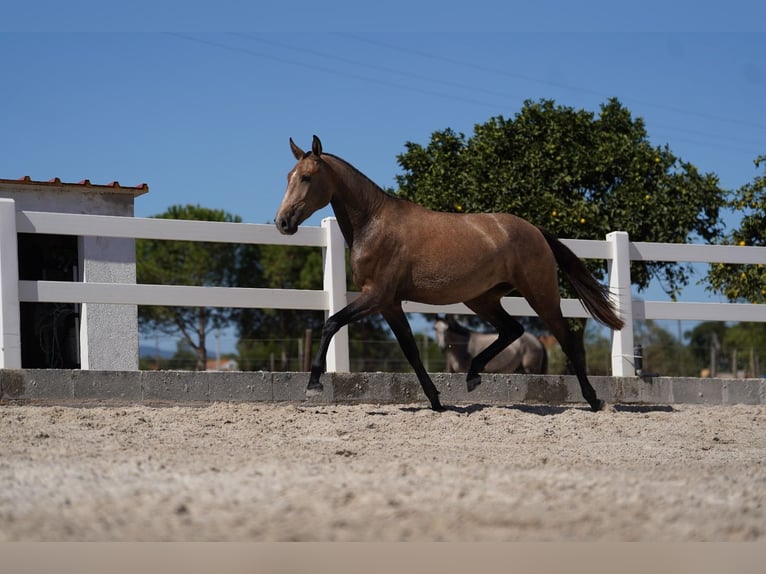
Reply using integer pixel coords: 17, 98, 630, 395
433, 317, 449, 351
275, 135, 334, 235
446, 315, 470, 335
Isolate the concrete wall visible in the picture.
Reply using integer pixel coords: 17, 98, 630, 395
2, 370, 764, 406
79, 235, 139, 370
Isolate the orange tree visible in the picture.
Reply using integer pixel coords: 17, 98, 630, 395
707, 155, 766, 304
396, 98, 725, 296
395, 98, 726, 362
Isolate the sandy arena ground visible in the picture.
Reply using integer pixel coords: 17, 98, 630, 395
0, 401, 764, 541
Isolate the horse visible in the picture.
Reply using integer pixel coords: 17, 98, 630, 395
434, 316, 548, 375
275, 135, 624, 412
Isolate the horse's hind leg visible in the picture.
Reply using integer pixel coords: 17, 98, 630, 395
538, 310, 604, 412
382, 306, 444, 411
464, 296, 524, 392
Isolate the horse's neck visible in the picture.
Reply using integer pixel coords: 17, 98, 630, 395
445, 332, 471, 367
325, 155, 387, 248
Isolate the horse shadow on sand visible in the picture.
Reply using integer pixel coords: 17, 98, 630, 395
396, 403, 675, 416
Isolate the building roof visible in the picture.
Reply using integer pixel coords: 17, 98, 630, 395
0, 176, 149, 197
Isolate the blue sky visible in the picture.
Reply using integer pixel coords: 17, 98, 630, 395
2, 5, 765, 345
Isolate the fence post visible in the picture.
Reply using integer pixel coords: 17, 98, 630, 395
606, 231, 635, 377
322, 217, 350, 372
0, 198, 22, 368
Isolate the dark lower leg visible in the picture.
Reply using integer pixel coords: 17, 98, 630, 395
557, 326, 603, 411
463, 301, 524, 392
383, 308, 443, 411
466, 324, 523, 391
306, 319, 338, 393
307, 298, 375, 394
535, 303, 604, 411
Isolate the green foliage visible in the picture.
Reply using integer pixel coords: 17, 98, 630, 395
236, 244, 325, 370
137, 205, 395, 372
707, 155, 766, 303
235, 244, 394, 371
634, 320, 697, 376
686, 321, 766, 377
583, 322, 612, 376
137, 204, 256, 370
396, 98, 726, 299
685, 321, 727, 370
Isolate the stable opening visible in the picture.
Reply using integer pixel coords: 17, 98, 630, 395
18, 233, 81, 368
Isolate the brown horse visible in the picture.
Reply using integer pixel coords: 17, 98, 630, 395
275, 136, 624, 412
434, 316, 548, 375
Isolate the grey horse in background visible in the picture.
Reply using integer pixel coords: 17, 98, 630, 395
434, 316, 548, 375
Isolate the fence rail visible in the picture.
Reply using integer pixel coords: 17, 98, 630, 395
2, 198, 765, 375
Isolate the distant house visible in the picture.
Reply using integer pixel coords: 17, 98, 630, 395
205, 358, 240, 371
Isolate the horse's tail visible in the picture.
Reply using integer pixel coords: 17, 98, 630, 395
538, 228, 624, 331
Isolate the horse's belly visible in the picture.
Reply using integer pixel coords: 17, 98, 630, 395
405, 266, 504, 305
402, 281, 490, 306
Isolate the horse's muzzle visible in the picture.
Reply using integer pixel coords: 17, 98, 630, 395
276, 213, 298, 235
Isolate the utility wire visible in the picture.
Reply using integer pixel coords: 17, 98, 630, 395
336, 32, 766, 133
166, 33, 765, 155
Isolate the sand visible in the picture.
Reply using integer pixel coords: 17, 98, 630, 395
1, 401, 764, 541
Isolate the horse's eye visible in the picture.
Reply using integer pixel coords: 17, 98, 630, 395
301, 174, 311, 183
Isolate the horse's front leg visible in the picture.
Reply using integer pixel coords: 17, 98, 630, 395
306, 294, 377, 396
381, 306, 444, 411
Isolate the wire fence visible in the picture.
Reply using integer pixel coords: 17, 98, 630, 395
139, 331, 766, 379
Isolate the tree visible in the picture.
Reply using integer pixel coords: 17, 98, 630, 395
236, 244, 395, 371
395, 98, 726, 362
633, 320, 696, 376
723, 323, 766, 377
685, 321, 728, 374
397, 98, 725, 294
137, 205, 257, 371
707, 155, 766, 303
686, 321, 766, 377
236, 244, 325, 370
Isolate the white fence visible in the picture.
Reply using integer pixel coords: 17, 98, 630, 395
2, 197, 765, 376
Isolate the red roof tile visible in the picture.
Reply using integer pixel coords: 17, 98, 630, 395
0, 176, 149, 195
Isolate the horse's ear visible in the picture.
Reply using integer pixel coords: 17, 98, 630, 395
311, 135, 322, 157
290, 138, 305, 160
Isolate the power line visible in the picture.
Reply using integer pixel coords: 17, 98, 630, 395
166, 33, 765, 156
230, 32, 524, 106
336, 32, 766, 133
166, 33, 518, 111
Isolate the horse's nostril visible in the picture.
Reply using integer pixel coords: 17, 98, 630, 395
276, 216, 293, 234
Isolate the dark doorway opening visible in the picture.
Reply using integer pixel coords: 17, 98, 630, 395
18, 234, 81, 368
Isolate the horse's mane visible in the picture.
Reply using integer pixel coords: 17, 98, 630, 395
324, 153, 406, 202
446, 316, 472, 337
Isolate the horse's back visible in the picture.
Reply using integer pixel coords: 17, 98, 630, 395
376, 206, 555, 305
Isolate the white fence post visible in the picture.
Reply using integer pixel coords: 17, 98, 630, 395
0, 199, 22, 368
322, 217, 350, 372
607, 231, 635, 376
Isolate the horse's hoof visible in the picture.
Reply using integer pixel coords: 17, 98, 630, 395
306, 383, 324, 398
466, 374, 481, 392
590, 399, 605, 412
430, 401, 446, 412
